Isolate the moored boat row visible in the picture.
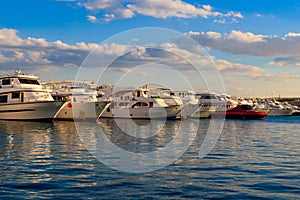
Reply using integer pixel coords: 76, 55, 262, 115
0, 71, 111, 121
1, 70, 300, 121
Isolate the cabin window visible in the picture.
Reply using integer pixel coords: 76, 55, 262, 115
12, 92, 20, 99
119, 102, 129, 107
0, 95, 8, 103
132, 102, 149, 108
97, 93, 104, 98
137, 91, 140, 97
18, 78, 40, 85
2, 79, 11, 85
241, 105, 253, 110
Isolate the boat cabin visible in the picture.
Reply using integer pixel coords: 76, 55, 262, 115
0, 71, 54, 104
0, 75, 40, 88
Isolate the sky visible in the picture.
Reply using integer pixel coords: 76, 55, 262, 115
0, 0, 300, 97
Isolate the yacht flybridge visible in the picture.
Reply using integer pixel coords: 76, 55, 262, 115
0, 70, 64, 120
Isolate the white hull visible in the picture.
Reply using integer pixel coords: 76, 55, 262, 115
195, 109, 215, 119
55, 101, 110, 120
0, 101, 64, 120
180, 104, 215, 119
100, 105, 182, 119
267, 109, 294, 116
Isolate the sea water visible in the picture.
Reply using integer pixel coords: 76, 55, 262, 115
0, 117, 299, 199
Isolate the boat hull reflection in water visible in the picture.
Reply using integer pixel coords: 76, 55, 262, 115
0, 117, 299, 199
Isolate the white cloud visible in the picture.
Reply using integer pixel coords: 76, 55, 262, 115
119, 8, 135, 18
202, 5, 212, 12
227, 30, 266, 43
78, 0, 135, 22
0, 28, 131, 71
216, 59, 265, 74
2, 28, 300, 97
24, 37, 49, 47
93, 43, 130, 55
128, 0, 202, 19
268, 56, 300, 67
203, 31, 223, 40
285, 32, 300, 38
0, 28, 23, 45
213, 19, 227, 24
87, 15, 98, 22
247, 72, 300, 82
2, 27, 299, 89
254, 13, 263, 17
78, 0, 243, 22
187, 30, 300, 67
214, 58, 271, 82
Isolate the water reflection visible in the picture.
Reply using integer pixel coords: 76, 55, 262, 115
74, 118, 202, 173
96, 118, 182, 152
0, 120, 89, 189
0, 118, 299, 199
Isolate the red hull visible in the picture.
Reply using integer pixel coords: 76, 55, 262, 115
214, 105, 267, 120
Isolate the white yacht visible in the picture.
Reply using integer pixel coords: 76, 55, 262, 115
218, 94, 239, 109
98, 85, 182, 119
0, 70, 64, 120
148, 88, 183, 119
169, 90, 215, 119
197, 92, 234, 113
255, 99, 295, 116
43, 81, 110, 120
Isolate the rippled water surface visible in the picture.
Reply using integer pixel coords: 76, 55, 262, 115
0, 117, 299, 199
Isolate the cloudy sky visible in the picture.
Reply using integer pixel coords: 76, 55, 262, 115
0, 0, 300, 97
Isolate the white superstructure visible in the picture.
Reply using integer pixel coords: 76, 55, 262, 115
98, 85, 182, 119
197, 92, 237, 111
0, 70, 63, 120
171, 90, 215, 119
254, 99, 295, 116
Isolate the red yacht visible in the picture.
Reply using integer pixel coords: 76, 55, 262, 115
214, 104, 267, 120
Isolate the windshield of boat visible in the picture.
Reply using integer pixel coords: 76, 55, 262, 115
18, 78, 40, 85
198, 95, 218, 99
241, 105, 254, 110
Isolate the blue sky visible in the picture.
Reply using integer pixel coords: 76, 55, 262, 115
0, 0, 300, 97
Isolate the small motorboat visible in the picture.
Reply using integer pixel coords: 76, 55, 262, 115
214, 104, 267, 120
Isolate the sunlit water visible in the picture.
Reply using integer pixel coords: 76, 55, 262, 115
0, 117, 299, 199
